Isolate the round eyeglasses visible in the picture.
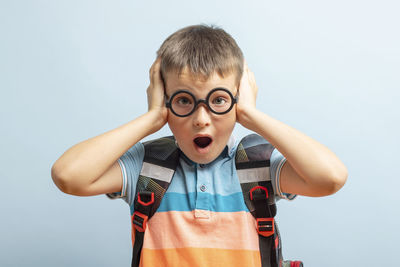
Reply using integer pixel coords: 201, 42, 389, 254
165, 88, 238, 117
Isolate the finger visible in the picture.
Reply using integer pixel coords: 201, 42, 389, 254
245, 63, 251, 74
149, 58, 162, 85
240, 65, 248, 85
153, 57, 161, 69
149, 59, 155, 78
151, 58, 162, 86
149, 57, 161, 81
243, 59, 250, 72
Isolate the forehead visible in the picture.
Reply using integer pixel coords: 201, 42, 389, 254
165, 68, 238, 97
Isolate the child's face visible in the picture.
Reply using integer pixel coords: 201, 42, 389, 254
165, 69, 238, 164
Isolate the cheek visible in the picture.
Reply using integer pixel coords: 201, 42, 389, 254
167, 110, 179, 128
167, 116, 189, 140
167, 119, 179, 135
214, 113, 236, 135
222, 112, 236, 126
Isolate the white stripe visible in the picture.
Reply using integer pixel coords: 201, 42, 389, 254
275, 157, 296, 201
275, 157, 286, 198
140, 162, 175, 182
117, 159, 127, 197
236, 167, 270, 183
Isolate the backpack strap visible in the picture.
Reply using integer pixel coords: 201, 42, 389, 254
131, 136, 180, 267
235, 133, 282, 267
236, 134, 304, 267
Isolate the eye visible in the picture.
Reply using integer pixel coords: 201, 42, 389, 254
212, 96, 227, 105
176, 96, 192, 105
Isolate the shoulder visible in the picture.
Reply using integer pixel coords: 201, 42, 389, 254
234, 133, 275, 159
121, 141, 145, 163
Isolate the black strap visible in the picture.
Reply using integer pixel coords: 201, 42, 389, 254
131, 137, 180, 267
131, 191, 154, 267
131, 231, 144, 267
251, 187, 279, 267
236, 134, 281, 267
252, 187, 273, 218
259, 235, 276, 266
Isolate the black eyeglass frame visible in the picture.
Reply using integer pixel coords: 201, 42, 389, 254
165, 87, 238, 117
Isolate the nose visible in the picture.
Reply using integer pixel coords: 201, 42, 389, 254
192, 104, 211, 128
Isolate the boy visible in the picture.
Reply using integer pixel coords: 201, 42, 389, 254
51, 25, 347, 266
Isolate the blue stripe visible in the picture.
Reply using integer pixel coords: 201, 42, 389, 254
157, 192, 249, 212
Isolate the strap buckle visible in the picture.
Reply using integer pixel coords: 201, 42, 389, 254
256, 218, 274, 237
250, 185, 269, 201
137, 191, 154, 206
132, 211, 148, 232
132, 192, 155, 232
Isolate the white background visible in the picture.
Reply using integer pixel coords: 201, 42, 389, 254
1, 0, 399, 266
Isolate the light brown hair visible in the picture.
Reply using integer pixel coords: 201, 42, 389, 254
157, 24, 244, 84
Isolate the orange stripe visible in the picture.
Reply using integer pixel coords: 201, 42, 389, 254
143, 211, 259, 250
140, 247, 261, 267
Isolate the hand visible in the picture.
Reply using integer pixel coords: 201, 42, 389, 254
236, 61, 258, 128
146, 57, 168, 129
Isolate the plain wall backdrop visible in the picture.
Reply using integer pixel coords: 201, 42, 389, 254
1, 0, 399, 266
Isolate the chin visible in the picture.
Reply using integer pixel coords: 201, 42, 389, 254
189, 148, 223, 164
195, 156, 216, 164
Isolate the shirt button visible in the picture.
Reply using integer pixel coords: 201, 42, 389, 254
199, 164, 205, 168
200, 185, 206, 192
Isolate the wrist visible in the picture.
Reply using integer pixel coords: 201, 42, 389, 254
145, 109, 167, 133
237, 106, 259, 130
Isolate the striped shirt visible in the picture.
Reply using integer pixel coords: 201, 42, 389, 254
108, 135, 296, 267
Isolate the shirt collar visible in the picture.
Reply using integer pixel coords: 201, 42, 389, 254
226, 134, 237, 158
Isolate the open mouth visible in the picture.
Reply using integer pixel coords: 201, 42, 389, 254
193, 136, 213, 148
